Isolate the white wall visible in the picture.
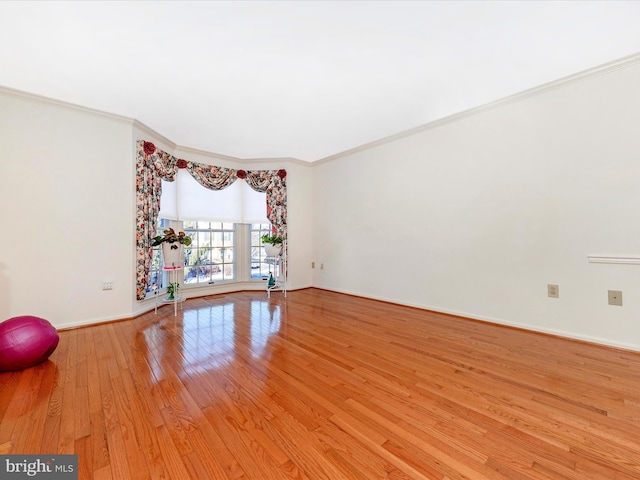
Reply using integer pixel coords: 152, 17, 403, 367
4, 56, 638, 348
311, 59, 640, 351
0, 90, 135, 328
0, 91, 314, 328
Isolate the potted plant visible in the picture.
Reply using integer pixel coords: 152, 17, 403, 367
166, 282, 180, 301
152, 228, 192, 267
261, 234, 283, 257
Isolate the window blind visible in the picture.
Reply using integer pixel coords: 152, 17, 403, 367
159, 169, 267, 223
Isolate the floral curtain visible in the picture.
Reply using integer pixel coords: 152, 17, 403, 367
135, 140, 287, 301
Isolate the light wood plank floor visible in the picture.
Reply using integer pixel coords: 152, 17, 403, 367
2, 289, 640, 479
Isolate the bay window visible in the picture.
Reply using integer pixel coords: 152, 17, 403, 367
146, 220, 273, 294
135, 140, 287, 301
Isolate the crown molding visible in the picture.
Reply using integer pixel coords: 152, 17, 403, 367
172, 144, 245, 163
0, 84, 305, 165
313, 51, 640, 166
175, 144, 309, 166
0, 84, 135, 125
5, 50, 640, 166
132, 120, 176, 150
239, 156, 311, 166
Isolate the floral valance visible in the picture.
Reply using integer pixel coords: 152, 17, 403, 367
135, 140, 287, 301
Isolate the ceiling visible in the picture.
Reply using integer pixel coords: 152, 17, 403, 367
1, 1, 640, 162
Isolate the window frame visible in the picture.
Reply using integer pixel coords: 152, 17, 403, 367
250, 223, 274, 281
183, 221, 237, 286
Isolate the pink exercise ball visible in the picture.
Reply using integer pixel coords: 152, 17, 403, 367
0, 316, 59, 371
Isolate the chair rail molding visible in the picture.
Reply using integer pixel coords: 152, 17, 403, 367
587, 255, 640, 265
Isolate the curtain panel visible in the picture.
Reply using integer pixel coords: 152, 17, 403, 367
135, 140, 287, 301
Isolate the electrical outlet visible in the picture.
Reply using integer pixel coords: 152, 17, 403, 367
608, 290, 622, 306
102, 281, 113, 291
547, 284, 559, 298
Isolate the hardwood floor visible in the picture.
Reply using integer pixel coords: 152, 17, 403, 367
2, 289, 640, 479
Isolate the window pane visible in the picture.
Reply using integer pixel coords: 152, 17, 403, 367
147, 218, 173, 294
183, 221, 236, 286
249, 223, 273, 282
211, 232, 223, 247
197, 231, 211, 246
223, 263, 234, 280
184, 266, 198, 284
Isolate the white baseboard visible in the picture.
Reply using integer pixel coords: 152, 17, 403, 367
320, 286, 640, 354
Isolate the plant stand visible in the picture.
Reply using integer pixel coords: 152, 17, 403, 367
154, 265, 184, 316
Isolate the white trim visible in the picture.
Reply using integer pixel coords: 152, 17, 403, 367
0, 84, 134, 125
239, 156, 309, 166
587, 255, 640, 265
318, 286, 640, 354
56, 312, 135, 331
58, 283, 312, 330
175, 144, 310, 166
133, 120, 176, 150
5, 52, 640, 165
313, 52, 640, 165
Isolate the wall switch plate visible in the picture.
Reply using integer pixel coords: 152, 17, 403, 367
547, 284, 559, 298
312, 262, 315, 269
608, 290, 622, 306
320, 263, 324, 270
